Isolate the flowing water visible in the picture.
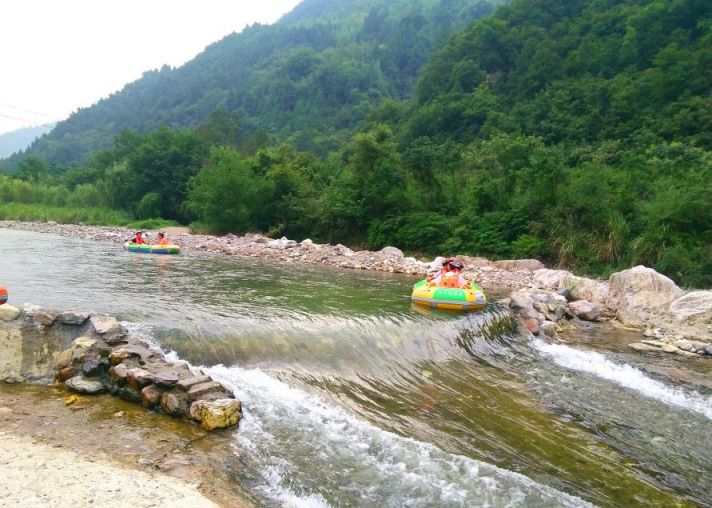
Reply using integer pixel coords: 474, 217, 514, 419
1, 228, 710, 507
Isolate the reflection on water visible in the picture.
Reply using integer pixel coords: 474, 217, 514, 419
2, 228, 710, 507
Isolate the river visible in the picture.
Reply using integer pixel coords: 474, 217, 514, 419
1, 228, 710, 507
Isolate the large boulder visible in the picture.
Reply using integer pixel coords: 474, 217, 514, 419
608, 266, 683, 328
667, 291, 712, 342
0, 304, 21, 322
189, 399, 241, 431
532, 269, 573, 290
563, 274, 610, 305
380, 246, 404, 259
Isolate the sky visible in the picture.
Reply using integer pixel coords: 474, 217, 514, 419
0, 0, 302, 135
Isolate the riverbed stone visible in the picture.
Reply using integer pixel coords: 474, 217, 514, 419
56, 311, 90, 325
140, 384, 164, 408
540, 321, 557, 337
109, 345, 152, 365
160, 392, 189, 417
176, 375, 212, 392
32, 309, 58, 326
568, 300, 601, 322
57, 367, 77, 382
186, 381, 227, 401
65, 376, 105, 395
380, 246, 404, 259
153, 370, 180, 387
73, 336, 98, 350
563, 274, 609, 305
667, 291, 712, 341
127, 368, 154, 390
608, 266, 683, 328
89, 314, 120, 335
0, 305, 21, 322
493, 259, 545, 272
81, 357, 107, 377
189, 399, 241, 431
109, 363, 128, 383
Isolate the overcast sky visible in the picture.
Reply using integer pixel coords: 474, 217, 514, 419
0, 0, 302, 135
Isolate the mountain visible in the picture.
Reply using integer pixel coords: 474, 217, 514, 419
0, 124, 55, 160
9, 0, 503, 167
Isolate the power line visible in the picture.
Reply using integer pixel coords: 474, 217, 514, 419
0, 101, 60, 121
0, 111, 39, 124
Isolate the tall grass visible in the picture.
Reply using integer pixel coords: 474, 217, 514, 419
0, 202, 132, 226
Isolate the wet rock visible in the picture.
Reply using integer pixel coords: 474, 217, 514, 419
127, 368, 154, 391
65, 376, 105, 395
109, 363, 128, 384
608, 266, 683, 327
56, 311, 90, 325
628, 342, 661, 352
140, 384, 165, 408
176, 375, 212, 392
189, 399, 241, 431
81, 358, 107, 377
58, 367, 77, 382
556, 288, 571, 301
90, 314, 123, 335
568, 300, 601, 321
108, 345, 152, 365
114, 385, 141, 403
540, 321, 557, 337
187, 381, 227, 401
153, 370, 180, 387
0, 304, 21, 322
33, 309, 58, 326
73, 336, 98, 349
160, 392, 189, 417
524, 318, 539, 335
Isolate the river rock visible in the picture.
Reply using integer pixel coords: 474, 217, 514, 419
493, 259, 545, 272
32, 309, 58, 326
58, 367, 77, 382
189, 399, 241, 431
56, 311, 90, 325
109, 363, 128, 383
108, 345, 152, 365
532, 269, 573, 290
73, 336, 98, 349
568, 300, 602, 321
667, 291, 712, 341
127, 368, 154, 390
90, 314, 126, 338
176, 375, 212, 392
186, 381, 228, 401
160, 392, 189, 417
140, 384, 164, 408
0, 305, 21, 322
563, 274, 609, 304
540, 321, 557, 337
153, 370, 180, 387
608, 266, 683, 328
65, 376, 105, 395
380, 246, 404, 259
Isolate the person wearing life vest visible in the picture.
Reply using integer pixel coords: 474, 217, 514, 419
428, 258, 470, 288
131, 231, 149, 244
156, 232, 169, 245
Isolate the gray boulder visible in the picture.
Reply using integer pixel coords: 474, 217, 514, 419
608, 266, 683, 328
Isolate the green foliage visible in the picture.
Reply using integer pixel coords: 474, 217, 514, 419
0, 202, 131, 225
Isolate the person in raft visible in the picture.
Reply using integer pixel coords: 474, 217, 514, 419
427, 258, 470, 288
156, 232, 170, 245
130, 231, 150, 244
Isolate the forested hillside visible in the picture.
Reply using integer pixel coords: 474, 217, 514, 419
1, 0, 710, 286
7, 0, 500, 166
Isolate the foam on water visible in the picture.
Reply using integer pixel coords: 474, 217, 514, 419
532, 339, 712, 420
207, 364, 592, 508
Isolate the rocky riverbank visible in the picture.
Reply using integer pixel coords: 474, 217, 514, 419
0, 304, 242, 431
1, 220, 711, 357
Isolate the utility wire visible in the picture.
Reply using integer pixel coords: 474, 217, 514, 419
0, 101, 60, 121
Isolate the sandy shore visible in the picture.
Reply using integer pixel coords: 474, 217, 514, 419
0, 432, 218, 507
0, 383, 253, 508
